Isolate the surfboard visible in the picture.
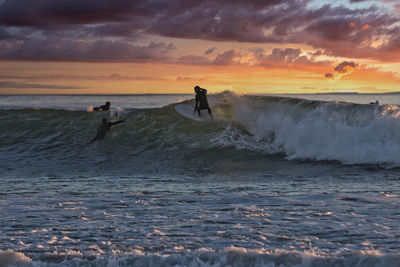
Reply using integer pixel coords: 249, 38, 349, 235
175, 104, 212, 122
109, 108, 125, 119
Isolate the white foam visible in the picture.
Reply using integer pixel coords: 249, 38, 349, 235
4, 247, 397, 267
0, 250, 31, 267
215, 94, 400, 165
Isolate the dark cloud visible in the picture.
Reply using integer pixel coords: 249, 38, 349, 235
325, 73, 334, 79
177, 50, 242, 66
0, 0, 399, 61
177, 47, 327, 68
212, 50, 239, 65
0, 39, 176, 62
266, 48, 302, 62
177, 55, 210, 65
0, 26, 15, 39
0, 0, 138, 26
334, 61, 357, 74
0, 74, 169, 81
143, 0, 306, 43
205, 47, 217, 55
324, 61, 358, 79
0, 81, 86, 89
0, 0, 287, 27
254, 47, 326, 67
310, 50, 323, 58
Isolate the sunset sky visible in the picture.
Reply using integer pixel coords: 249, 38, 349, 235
0, 0, 400, 94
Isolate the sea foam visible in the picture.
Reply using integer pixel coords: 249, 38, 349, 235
214, 93, 400, 165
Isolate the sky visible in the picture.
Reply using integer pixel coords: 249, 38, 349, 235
0, 0, 400, 94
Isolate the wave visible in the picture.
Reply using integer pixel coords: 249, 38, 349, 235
1, 247, 399, 267
2, 92, 400, 166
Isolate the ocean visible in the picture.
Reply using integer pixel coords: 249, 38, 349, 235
0, 92, 399, 266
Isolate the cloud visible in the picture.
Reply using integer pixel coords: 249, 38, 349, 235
0, 81, 86, 89
254, 47, 327, 68
0, 0, 399, 61
205, 47, 217, 55
176, 76, 206, 82
212, 49, 239, 65
178, 49, 247, 66
266, 48, 302, 62
0, 40, 334, 74
0, 39, 176, 62
177, 55, 210, 65
0, 73, 170, 81
177, 46, 328, 69
334, 61, 357, 74
106, 74, 169, 81
0, 0, 137, 26
325, 61, 358, 79
145, 0, 304, 43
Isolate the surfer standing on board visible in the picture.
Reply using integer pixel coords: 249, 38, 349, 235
194, 86, 212, 117
88, 117, 124, 144
93, 101, 111, 112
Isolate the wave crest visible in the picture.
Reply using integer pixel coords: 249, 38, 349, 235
2, 92, 400, 166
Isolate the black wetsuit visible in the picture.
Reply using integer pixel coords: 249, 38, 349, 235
93, 104, 110, 112
194, 88, 212, 116
88, 120, 124, 144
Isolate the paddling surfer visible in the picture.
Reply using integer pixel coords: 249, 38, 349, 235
93, 101, 111, 112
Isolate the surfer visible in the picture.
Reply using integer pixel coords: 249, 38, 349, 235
88, 117, 124, 144
194, 85, 212, 117
93, 101, 111, 112
369, 100, 379, 105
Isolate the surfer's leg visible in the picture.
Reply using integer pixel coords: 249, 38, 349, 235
88, 137, 98, 144
88, 132, 102, 144
197, 109, 201, 116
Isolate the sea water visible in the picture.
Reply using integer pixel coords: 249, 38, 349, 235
0, 93, 399, 266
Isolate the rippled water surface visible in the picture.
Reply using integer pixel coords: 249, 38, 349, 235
1, 93, 399, 266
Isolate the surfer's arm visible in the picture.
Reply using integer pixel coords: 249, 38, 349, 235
110, 120, 124, 126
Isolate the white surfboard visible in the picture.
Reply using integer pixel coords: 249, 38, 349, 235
175, 104, 212, 122
109, 107, 125, 119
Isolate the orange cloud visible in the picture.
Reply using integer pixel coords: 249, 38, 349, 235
362, 24, 371, 30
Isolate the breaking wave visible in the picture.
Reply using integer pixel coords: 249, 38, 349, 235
2, 91, 400, 166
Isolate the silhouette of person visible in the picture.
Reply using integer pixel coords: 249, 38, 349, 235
88, 117, 124, 144
93, 101, 111, 111
194, 86, 212, 117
